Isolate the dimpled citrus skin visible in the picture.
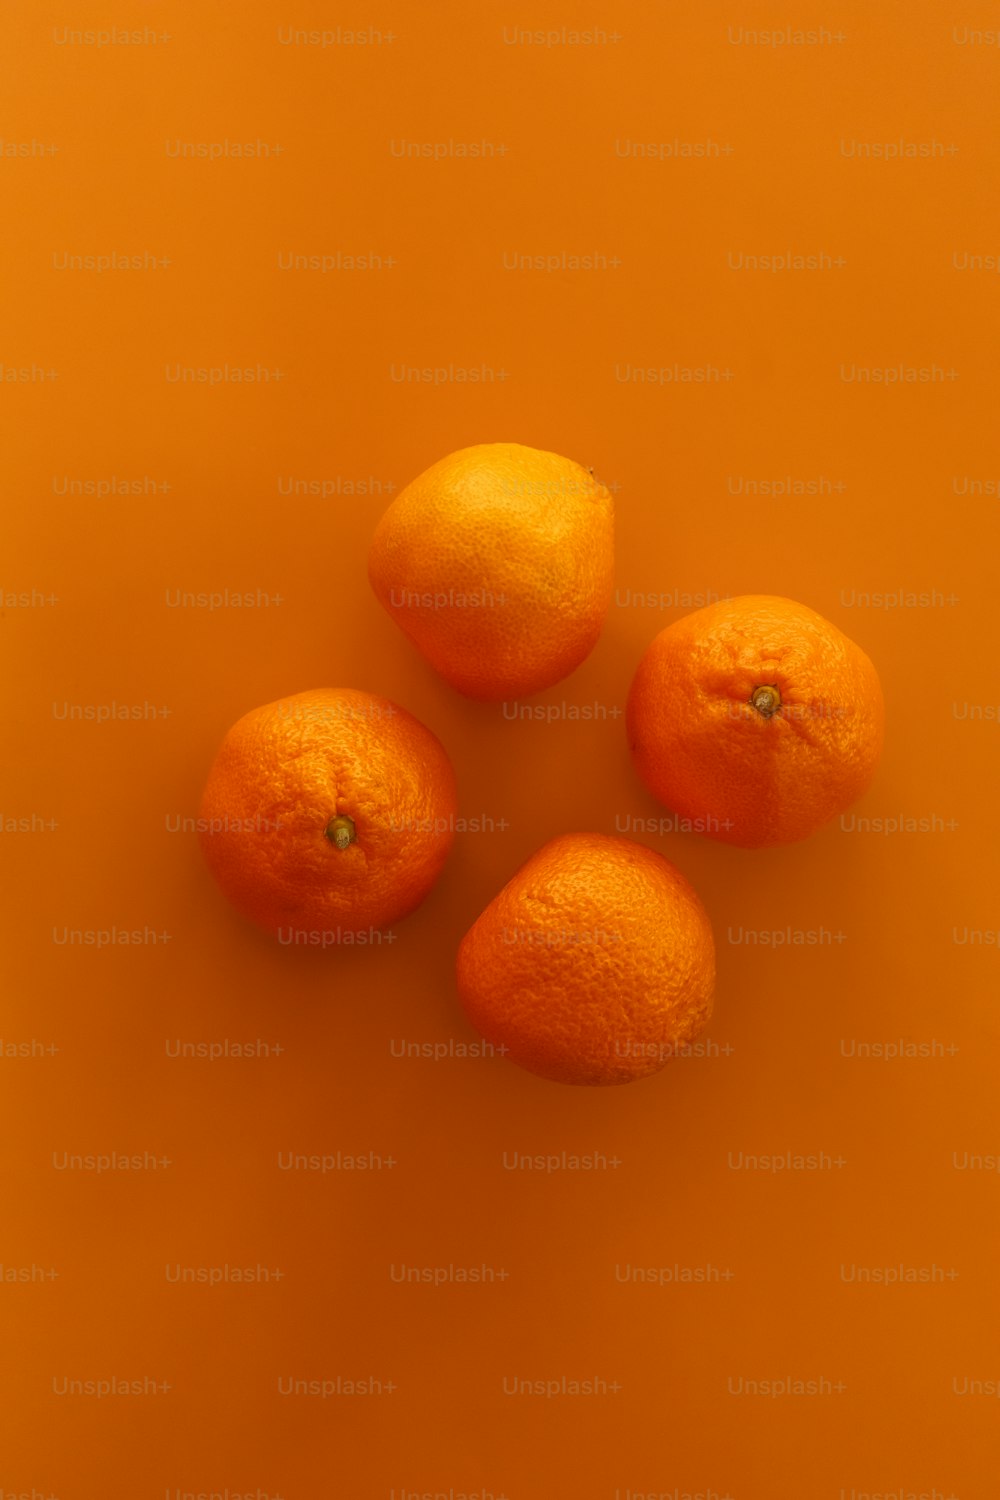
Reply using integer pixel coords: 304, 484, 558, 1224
368, 443, 614, 700
627, 595, 885, 849
199, 688, 457, 939
456, 833, 715, 1086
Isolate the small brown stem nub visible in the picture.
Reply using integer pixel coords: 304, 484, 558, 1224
750, 685, 781, 719
325, 815, 356, 850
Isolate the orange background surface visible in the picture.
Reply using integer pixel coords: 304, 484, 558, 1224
3, 3, 999, 1497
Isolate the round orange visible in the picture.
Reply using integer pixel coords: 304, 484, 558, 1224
368, 442, 614, 700
456, 833, 715, 1086
199, 688, 457, 941
627, 594, 885, 848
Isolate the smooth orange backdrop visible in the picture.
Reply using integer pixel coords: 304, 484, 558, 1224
3, 3, 999, 1497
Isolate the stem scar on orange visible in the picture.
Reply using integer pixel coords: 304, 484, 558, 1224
626, 595, 885, 848
199, 688, 457, 941
368, 442, 614, 700
456, 833, 716, 1086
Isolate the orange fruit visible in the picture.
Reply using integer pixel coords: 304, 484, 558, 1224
368, 442, 614, 699
456, 833, 715, 1086
199, 688, 457, 941
626, 595, 885, 848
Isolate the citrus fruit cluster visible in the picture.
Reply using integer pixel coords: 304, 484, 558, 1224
200, 443, 885, 1086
